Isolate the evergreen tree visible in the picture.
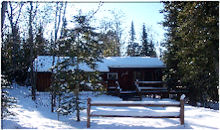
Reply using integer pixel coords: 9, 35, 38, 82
130, 21, 135, 43
140, 24, 157, 57
127, 21, 141, 56
1, 34, 14, 83
148, 39, 157, 57
54, 13, 104, 121
35, 25, 48, 56
161, 2, 184, 94
140, 24, 149, 56
162, 1, 219, 105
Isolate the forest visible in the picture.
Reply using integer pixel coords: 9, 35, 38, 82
1, 1, 219, 121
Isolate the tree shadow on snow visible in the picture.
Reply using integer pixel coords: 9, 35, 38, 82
1, 119, 31, 129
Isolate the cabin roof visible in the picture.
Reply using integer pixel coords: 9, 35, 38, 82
33, 56, 165, 72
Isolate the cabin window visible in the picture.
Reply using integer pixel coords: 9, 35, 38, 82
144, 71, 154, 81
155, 70, 162, 81
107, 73, 118, 80
134, 71, 142, 81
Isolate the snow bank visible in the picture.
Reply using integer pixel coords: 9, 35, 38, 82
32, 56, 165, 72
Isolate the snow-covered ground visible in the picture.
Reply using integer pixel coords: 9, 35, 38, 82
2, 84, 220, 129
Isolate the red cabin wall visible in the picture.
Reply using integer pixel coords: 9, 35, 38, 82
36, 68, 163, 91
36, 72, 52, 91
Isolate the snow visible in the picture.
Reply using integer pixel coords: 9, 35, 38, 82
32, 56, 165, 72
91, 111, 180, 117
2, 83, 220, 129
180, 94, 186, 100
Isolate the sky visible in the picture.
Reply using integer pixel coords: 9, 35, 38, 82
49, 2, 166, 56
100, 2, 166, 42
72, 2, 166, 56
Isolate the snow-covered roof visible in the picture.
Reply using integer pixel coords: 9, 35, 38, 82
33, 56, 165, 72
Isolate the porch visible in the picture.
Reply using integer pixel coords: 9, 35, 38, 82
107, 80, 188, 101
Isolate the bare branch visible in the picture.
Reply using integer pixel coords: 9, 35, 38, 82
88, 2, 103, 20
11, 2, 19, 12
15, 3, 24, 27
32, 2, 39, 20
7, 2, 14, 28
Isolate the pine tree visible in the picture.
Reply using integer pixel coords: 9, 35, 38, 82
140, 24, 157, 57
127, 21, 141, 56
1, 28, 17, 119
54, 13, 104, 121
1, 34, 14, 83
35, 25, 47, 56
161, 2, 183, 93
140, 24, 149, 56
148, 40, 157, 57
162, 1, 219, 105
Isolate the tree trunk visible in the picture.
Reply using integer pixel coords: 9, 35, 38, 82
8, 2, 16, 82
1, 1, 7, 41
54, 2, 63, 42
75, 37, 80, 121
76, 84, 80, 122
50, 2, 64, 112
75, 58, 80, 121
60, 2, 67, 38
28, 1, 36, 101
57, 94, 61, 120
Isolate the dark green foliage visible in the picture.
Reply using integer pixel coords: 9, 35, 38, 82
140, 24, 157, 57
130, 21, 135, 42
127, 21, 141, 56
140, 24, 149, 56
148, 40, 157, 57
162, 1, 219, 105
35, 25, 49, 56
52, 13, 104, 120
2, 22, 48, 87
1, 34, 14, 83
1, 28, 28, 84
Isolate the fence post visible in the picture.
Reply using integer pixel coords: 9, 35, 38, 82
180, 94, 185, 125
87, 98, 91, 128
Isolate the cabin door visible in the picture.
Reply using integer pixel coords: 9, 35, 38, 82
120, 70, 134, 91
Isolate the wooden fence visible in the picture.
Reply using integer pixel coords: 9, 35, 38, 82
87, 94, 185, 128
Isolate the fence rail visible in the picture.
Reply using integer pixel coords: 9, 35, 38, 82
87, 95, 185, 128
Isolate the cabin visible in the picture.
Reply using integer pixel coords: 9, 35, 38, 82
33, 56, 165, 94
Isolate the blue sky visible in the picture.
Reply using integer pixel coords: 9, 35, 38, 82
64, 2, 166, 56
